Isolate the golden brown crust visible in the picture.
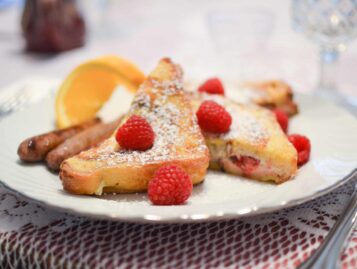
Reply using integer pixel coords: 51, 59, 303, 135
241, 80, 298, 116
61, 156, 208, 194
60, 162, 102, 194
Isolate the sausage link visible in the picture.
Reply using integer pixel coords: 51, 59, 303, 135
46, 118, 121, 171
17, 118, 101, 162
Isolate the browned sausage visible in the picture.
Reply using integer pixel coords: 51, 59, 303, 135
45, 118, 122, 171
17, 118, 101, 162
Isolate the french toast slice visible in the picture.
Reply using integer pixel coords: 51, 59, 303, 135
60, 58, 209, 195
185, 79, 298, 116
190, 92, 298, 183
241, 80, 298, 116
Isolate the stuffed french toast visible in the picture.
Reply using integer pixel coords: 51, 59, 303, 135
191, 92, 298, 183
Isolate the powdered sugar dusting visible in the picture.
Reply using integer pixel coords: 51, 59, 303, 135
86, 77, 207, 166
193, 93, 269, 145
223, 108, 269, 144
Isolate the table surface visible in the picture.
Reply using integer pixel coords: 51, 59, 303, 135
0, 0, 357, 268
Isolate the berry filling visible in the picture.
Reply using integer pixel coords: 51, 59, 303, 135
230, 155, 260, 175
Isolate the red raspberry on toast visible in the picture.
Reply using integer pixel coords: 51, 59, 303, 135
196, 100, 232, 133
116, 115, 155, 151
198, 78, 225, 95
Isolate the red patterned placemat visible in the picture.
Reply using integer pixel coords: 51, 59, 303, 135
0, 181, 356, 269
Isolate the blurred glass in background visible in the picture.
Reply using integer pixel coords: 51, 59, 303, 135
291, 0, 357, 94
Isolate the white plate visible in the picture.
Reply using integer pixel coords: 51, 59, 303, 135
0, 94, 356, 223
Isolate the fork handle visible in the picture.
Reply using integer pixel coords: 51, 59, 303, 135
298, 186, 357, 269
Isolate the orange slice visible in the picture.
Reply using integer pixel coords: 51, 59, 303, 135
55, 55, 145, 128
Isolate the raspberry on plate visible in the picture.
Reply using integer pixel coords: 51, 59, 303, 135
198, 78, 225, 95
116, 115, 155, 151
196, 100, 232, 133
273, 109, 289, 133
288, 134, 311, 166
148, 165, 193, 205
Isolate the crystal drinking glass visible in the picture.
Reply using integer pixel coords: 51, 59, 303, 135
291, 0, 357, 96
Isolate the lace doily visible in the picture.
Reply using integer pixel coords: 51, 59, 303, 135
0, 181, 356, 269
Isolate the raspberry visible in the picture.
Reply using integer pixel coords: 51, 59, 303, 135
196, 100, 232, 133
198, 78, 225, 95
148, 165, 193, 205
288, 134, 311, 166
116, 115, 154, 151
272, 109, 289, 133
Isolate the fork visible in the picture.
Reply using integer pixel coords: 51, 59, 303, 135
298, 180, 357, 269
